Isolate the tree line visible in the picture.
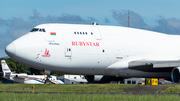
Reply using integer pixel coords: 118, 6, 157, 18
0, 58, 63, 80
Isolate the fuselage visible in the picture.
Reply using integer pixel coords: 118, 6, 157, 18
6, 74, 63, 84
5, 23, 180, 78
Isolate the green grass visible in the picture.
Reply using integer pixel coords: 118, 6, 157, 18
0, 93, 180, 101
0, 84, 133, 92
1, 84, 180, 100
163, 84, 180, 93
1, 84, 180, 93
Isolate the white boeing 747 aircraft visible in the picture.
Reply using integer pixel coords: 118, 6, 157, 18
5, 23, 180, 83
1, 60, 64, 84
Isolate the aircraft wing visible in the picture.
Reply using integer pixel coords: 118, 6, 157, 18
128, 60, 180, 72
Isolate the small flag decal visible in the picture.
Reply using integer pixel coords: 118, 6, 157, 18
50, 32, 56, 35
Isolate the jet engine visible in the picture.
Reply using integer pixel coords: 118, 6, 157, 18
171, 67, 180, 83
85, 75, 123, 83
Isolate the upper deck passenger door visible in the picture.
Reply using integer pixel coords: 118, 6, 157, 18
91, 26, 102, 40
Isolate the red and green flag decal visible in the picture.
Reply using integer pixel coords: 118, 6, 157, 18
50, 32, 56, 36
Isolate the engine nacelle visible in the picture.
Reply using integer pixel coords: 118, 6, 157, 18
171, 67, 180, 83
85, 75, 123, 83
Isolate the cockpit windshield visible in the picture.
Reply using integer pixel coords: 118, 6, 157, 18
30, 28, 46, 32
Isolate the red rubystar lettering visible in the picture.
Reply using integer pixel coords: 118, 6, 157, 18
72, 41, 100, 47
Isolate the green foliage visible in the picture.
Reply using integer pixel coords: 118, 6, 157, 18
51, 72, 64, 76
0, 57, 42, 81
0, 58, 64, 80
163, 85, 180, 93
30, 68, 41, 75
0, 58, 31, 74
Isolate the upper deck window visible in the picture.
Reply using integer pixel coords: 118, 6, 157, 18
30, 28, 46, 32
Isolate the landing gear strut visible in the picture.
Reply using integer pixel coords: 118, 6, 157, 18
44, 70, 51, 84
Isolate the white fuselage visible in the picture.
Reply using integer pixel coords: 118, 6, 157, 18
4, 73, 63, 84
6, 24, 180, 78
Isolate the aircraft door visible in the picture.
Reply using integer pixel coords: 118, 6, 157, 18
91, 26, 102, 40
65, 47, 72, 57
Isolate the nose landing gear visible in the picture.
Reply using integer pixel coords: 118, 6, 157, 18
44, 70, 51, 84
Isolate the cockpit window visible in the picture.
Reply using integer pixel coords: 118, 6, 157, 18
30, 28, 46, 32
30, 28, 39, 32
42, 29, 45, 32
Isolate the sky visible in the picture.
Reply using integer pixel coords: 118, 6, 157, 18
1, 0, 180, 57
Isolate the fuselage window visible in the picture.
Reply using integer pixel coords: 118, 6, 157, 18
91, 32, 93, 35
30, 28, 46, 32
30, 28, 39, 32
74, 32, 89, 35
42, 29, 46, 32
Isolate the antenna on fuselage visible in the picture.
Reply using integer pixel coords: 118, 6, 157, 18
92, 22, 98, 25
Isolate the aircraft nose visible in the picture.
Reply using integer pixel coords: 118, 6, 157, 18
5, 42, 16, 58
